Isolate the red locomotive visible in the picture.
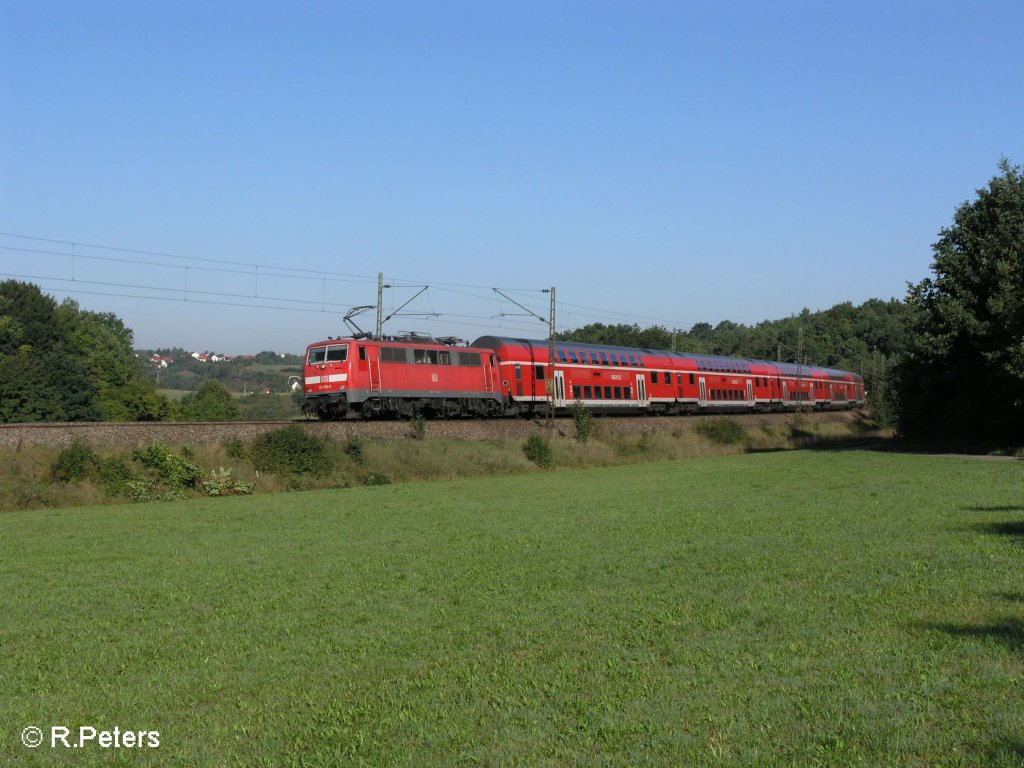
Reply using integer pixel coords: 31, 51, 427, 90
301, 335, 865, 420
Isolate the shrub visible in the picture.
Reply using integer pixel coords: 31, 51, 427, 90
51, 441, 98, 482
523, 434, 554, 469
344, 436, 366, 464
571, 400, 593, 443
93, 455, 147, 499
694, 418, 748, 445
364, 471, 393, 486
409, 415, 427, 440
249, 425, 333, 477
134, 443, 201, 490
201, 467, 255, 496
224, 438, 248, 459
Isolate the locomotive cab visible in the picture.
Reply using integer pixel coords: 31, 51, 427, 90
303, 341, 353, 418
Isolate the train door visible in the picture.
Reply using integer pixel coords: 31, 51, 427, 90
782, 380, 789, 403
809, 382, 816, 405
553, 370, 567, 408
483, 354, 495, 393
636, 374, 649, 408
698, 376, 707, 406
368, 347, 381, 391
747, 380, 754, 403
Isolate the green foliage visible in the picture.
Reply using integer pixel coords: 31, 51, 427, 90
200, 467, 254, 496
92, 455, 148, 499
898, 159, 1024, 448
250, 425, 333, 476
51, 441, 99, 482
344, 435, 366, 464
571, 400, 593, 443
363, 471, 393, 486
224, 438, 248, 459
695, 417, 749, 445
0, 281, 171, 423
178, 380, 243, 422
235, 392, 302, 421
133, 443, 201, 490
522, 433, 554, 469
408, 414, 427, 440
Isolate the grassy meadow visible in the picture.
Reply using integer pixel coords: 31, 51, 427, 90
1, 450, 1022, 766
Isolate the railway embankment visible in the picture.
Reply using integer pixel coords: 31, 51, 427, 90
0, 410, 875, 449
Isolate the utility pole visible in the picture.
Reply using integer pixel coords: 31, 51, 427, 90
376, 272, 384, 339
546, 287, 556, 426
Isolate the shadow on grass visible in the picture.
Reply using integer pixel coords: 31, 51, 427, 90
921, 619, 1024, 654
968, 505, 1024, 513
970, 520, 1024, 545
983, 737, 1024, 764
996, 592, 1024, 604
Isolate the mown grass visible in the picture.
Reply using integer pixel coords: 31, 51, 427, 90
1, 451, 1023, 766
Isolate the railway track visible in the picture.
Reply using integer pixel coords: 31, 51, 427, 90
0, 411, 870, 449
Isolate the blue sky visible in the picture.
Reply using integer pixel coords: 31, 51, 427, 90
2, 1, 1022, 353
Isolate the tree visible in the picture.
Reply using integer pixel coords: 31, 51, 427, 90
897, 159, 1024, 447
0, 281, 173, 423
178, 380, 243, 421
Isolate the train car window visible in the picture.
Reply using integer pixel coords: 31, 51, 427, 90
325, 345, 348, 362
689, 373, 695, 385
459, 352, 482, 367
651, 371, 659, 384
614, 386, 622, 399
438, 351, 452, 365
625, 386, 632, 399
572, 385, 581, 399
594, 387, 602, 400
599, 352, 610, 366
569, 351, 579, 364
358, 346, 367, 361
307, 346, 327, 364
559, 351, 568, 363
535, 365, 546, 380
584, 385, 592, 398
515, 364, 522, 380
604, 386, 612, 399
414, 349, 437, 364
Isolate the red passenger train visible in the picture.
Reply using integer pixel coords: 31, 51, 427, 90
301, 335, 866, 420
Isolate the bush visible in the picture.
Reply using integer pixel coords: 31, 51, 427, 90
344, 436, 366, 464
571, 400, 593, 443
224, 438, 248, 459
201, 467, 255, 496
51, 441, 98, 482
364, 471, 392, 486
694, 418, 748, 445
409, 415, 427, 440
249, 425, 333, 477
134, 443, 201, 490
522, 434, 554, 469
93, 455, 147, 499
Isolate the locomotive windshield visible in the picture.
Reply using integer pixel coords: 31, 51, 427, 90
307, 344, 348, 365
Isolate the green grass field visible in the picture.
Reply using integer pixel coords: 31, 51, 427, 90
1, 451, 1022, 766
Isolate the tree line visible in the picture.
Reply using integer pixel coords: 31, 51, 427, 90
0, 282, 248, 423
2, 160, 1020, 447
